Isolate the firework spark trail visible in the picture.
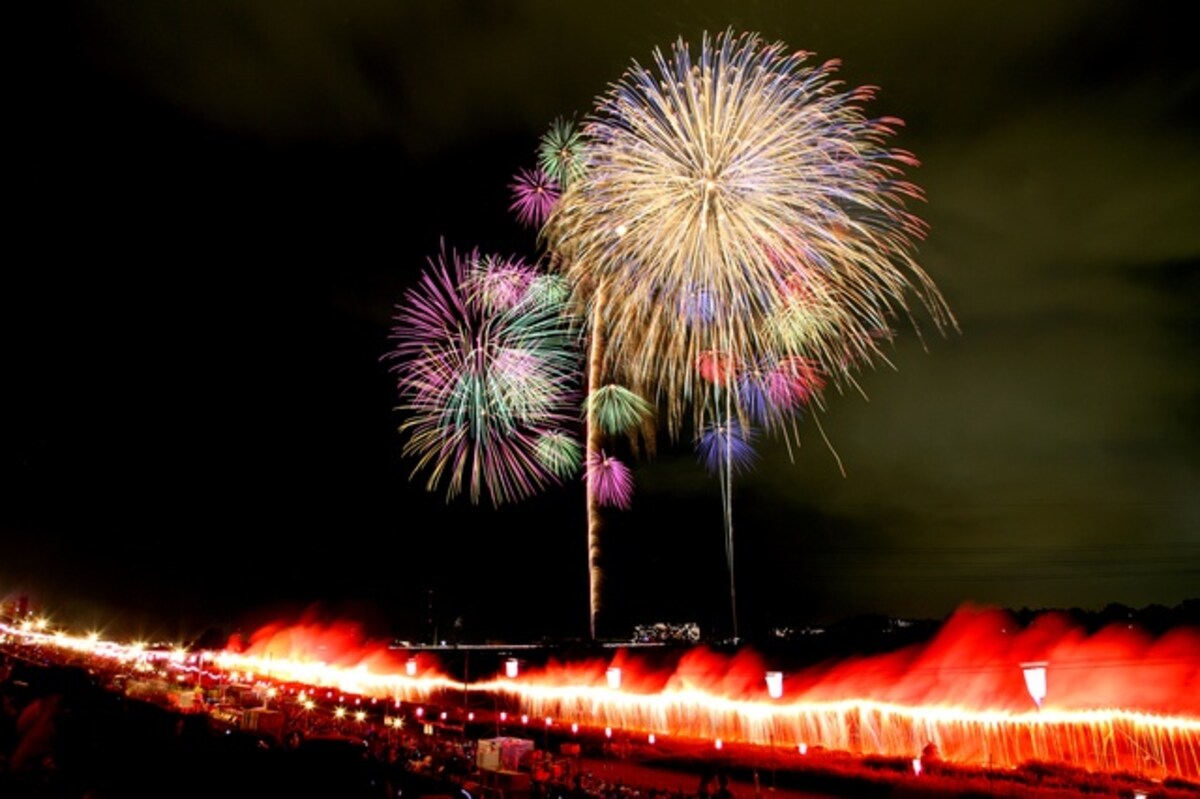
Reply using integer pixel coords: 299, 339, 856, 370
383, 244, 582, 506
583, 281, 610, 640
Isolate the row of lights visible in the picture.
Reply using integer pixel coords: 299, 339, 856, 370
15, 630, 1059, 776
371, 654, 1053, 765
3, 629, 1149, 792
497, 659, 1049, 706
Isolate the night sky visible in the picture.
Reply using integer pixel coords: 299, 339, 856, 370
4, 2, 1197, 644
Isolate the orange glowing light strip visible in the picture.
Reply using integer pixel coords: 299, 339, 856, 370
210, 651, 458, 700
494, 682, 1200, 777
6, 623, 1199, 778
484, 679, 1200, 738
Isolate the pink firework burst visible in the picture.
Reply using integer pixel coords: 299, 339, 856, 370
509, 166, 561, 228
586, 450, 634, 510
766, 357, 826, 408
467, 254, 537, 311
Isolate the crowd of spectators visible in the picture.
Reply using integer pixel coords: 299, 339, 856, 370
531, 767, 742, 799
2, 649, 744, 799
0, 651, 399, 797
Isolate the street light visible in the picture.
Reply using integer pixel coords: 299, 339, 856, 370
406, 657, 418, 677
505, 658, 519, 679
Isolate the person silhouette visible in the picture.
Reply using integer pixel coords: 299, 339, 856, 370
712, 772, 734, 799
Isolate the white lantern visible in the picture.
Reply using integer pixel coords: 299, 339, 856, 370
1021, 661, 1048, 708
765, 671, 784, 699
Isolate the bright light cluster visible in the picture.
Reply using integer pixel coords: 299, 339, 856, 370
210, 650, 459, 701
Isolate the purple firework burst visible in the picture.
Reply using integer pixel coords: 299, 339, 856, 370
509, 166, 561, 228
696, 421, 758, 476
736, 373, 774, 427
586, 450, 634, 510
765, 357, 825, 408
737, 356, 822, 427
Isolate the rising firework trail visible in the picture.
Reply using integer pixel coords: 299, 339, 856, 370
531, 116, 650, 641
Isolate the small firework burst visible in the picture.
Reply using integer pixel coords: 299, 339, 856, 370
538, 116, 587, 189
734, 356, 825, 427
765, 356, 826, 408
696, 420, 758, 476
586, 450, 634, 509
736, 372, 775, 427
509, 166, 560, 228
587, 384, 654, 436
535, 431, 583, 479
696, 351, 736, 385
765, 275, 845, 356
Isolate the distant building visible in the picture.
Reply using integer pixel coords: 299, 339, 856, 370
632, 622, 701, 643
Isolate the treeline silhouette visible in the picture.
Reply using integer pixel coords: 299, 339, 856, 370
750, 600, 1200, 663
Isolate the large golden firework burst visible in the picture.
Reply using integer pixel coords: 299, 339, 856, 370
545, 29, 955, 437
